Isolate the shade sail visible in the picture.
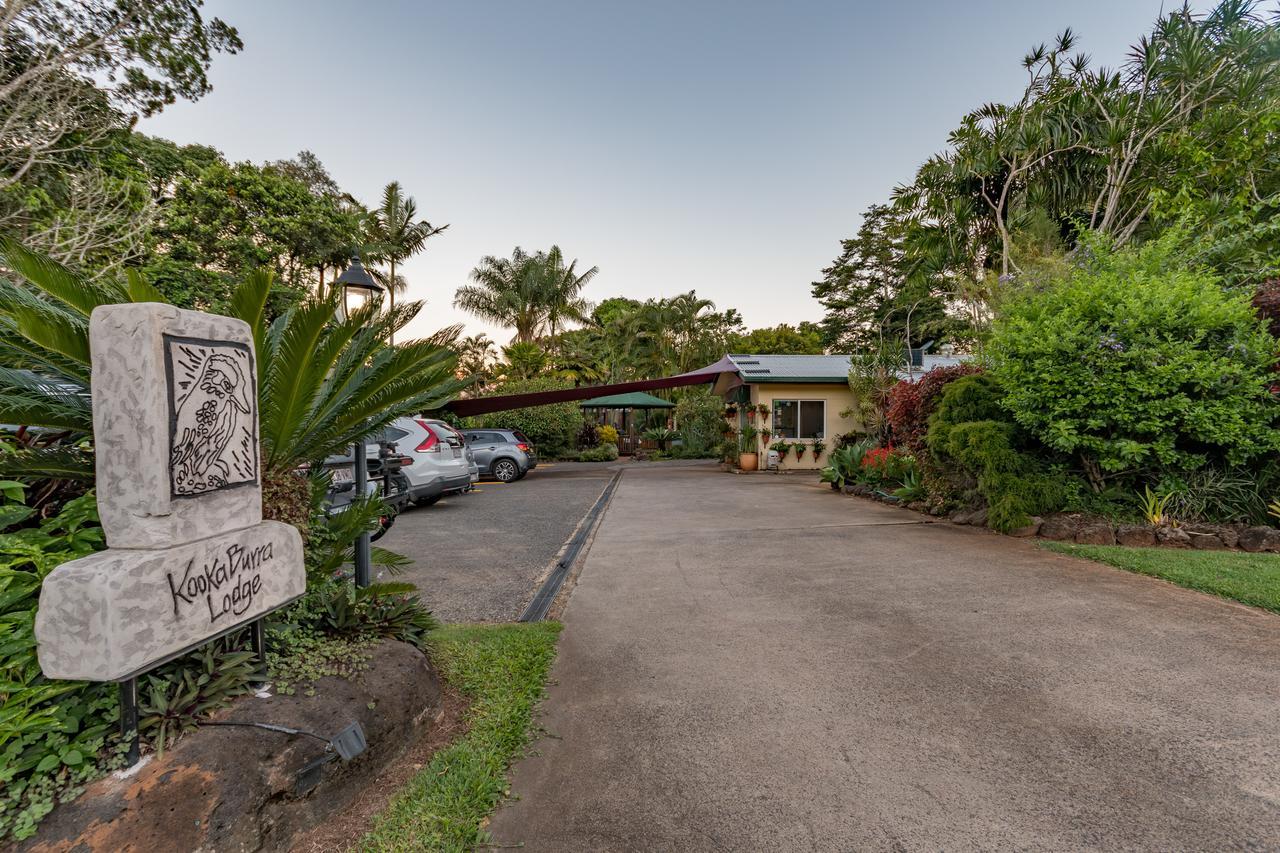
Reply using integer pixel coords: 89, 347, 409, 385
443, 356, 737, 418
579, 391, 674, 409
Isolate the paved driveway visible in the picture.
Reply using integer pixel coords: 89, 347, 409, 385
491, 463, 1280, 851
379, 462, 617, 622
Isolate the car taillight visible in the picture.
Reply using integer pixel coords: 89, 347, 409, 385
516, 442, 530, 452
398, 456, 413, 467
414, 420, 440, 453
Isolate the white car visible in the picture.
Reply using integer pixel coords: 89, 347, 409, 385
382, 417, 473, 507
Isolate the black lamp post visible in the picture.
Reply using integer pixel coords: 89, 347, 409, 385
335, 255, 383, 588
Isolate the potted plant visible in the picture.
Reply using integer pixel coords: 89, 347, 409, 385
812, 437, 826, 460
738, 424, 760, 471
793, 442, 806, 460
760, 427, 773, 448
724, 403, 738, 419
756, 403, 770, 423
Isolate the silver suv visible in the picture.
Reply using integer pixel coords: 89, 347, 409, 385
384, 417, 473, 506
461, 429, 537, 482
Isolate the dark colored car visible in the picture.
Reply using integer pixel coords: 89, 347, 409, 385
460, 428, 537, 482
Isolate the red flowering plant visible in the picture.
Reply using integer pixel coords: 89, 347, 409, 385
859, 444, 916, 488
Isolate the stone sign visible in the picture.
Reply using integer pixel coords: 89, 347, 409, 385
36, 303, 305, 683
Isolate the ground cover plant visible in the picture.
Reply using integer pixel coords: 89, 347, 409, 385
361, 622, 562, 852
1041, 543, 1280, 615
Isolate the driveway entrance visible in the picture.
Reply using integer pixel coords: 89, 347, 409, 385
491, 463, 1280, 850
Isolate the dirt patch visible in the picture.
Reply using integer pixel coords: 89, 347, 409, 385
291, 686, 471, 852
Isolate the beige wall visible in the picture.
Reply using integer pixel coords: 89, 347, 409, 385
747, 382, 858, 470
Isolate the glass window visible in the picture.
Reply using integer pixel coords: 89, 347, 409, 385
799, 401, 825, 439
771, 399, 825, 440
772, 400, 798, 439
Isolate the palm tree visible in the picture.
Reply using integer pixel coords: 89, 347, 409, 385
366, 181, 449, 343
455, 246, 597, 344
540, 245, 597, 339
454, 247, 547, 343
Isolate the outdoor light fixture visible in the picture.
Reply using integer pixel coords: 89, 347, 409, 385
335, 254, 383, 320
335, 253, 383, 588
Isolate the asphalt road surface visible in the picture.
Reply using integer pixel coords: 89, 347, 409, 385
490, 463, 1280, 851
379, 460, 618, 622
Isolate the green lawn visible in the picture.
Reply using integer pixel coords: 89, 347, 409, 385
1040, 542, 1280, 614
361, 621, 562, 852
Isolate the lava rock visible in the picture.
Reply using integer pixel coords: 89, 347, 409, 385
968, 508, 989, 528
1238, 526, 1276, 553
1115, 524, 1157, 547
22, 640, 441, 853
1157, 526, 1192, 548
1189, 531, 1227, 550
1038, 514, 1081, 541
1075, 519, 1116, 546
1007, 517, 1042, 538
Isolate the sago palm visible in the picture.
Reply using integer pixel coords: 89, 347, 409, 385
0, 237, 466, 509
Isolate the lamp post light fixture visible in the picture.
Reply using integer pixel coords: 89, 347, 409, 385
335, 254, 384, 588
334, 254, 382, 321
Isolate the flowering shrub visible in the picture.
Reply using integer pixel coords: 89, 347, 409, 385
859, 445, 915, 487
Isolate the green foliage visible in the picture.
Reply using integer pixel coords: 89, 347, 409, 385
729, 322, 825, 355
455, 246, 596, 344
892, 469, 927, 502
1157, 466, 1272, 525
673, 389, 724, 454
473, 376, 581, 457
362, 623, 562, 851
595, 424, 619, 445
990, 234, 1280, 485
577, 443, 618, 462
846, 342, 905, 444
1136, 486, 1174, 526
0, 494, 113, 843
927, 376, 1064, 531
139, 638, 259, 755
641, 426, 678, 450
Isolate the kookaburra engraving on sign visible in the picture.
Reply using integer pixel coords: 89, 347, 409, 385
164, 335, 258, 498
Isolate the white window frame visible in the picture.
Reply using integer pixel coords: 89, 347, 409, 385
771, 399, 826, 440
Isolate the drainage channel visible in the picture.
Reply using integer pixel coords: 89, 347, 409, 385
520, 468, 623, 622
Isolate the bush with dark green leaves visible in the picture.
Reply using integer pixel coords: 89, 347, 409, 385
927, 375, 1065, 531
991, 234, 1280, 489
472, 376, 581, 457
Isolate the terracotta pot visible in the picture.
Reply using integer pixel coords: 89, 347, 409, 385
738, 452, 759, 471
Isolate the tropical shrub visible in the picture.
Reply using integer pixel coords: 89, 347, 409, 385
673, 389, 724, 453
886, 364, 983, 453
578, 443, 619, 462
991, 234, 1280, 490
1157, 466, 1271, 525
819, 446, 859, 490
595, 424, 619, 445
473, 376, 580, 457
927, 375, 1064, 531
576, 421, 600, 449
642, 427, 678, 451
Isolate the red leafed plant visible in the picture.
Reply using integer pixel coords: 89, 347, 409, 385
885, 364, 983, 453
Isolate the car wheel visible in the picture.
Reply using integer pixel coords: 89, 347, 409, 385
492, 458, 519, 482
415, 495, 441, 507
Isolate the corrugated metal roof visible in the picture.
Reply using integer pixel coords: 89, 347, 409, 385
725, 353, 973, 383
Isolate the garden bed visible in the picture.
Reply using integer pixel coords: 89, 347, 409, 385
15, 640, 443, 853
839, 482, 1280, 554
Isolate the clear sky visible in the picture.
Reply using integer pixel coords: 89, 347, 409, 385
140, 1, 1202, 344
